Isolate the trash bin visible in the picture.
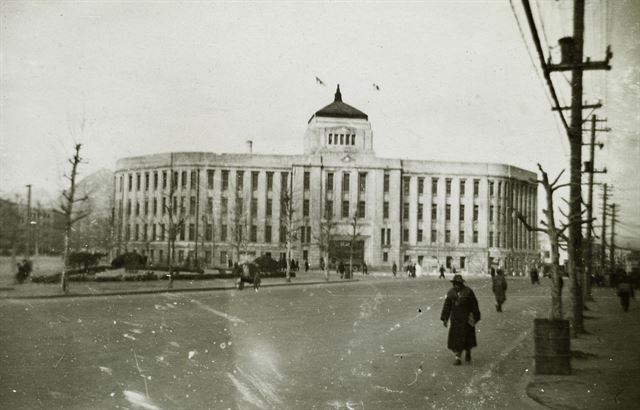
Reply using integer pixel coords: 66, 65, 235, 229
534, 318, 571, 375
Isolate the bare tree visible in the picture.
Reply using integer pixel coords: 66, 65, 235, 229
0, 196, 23, 269
348, 215, 361, 279
164, 155, 184, 289
513, 163, 592, 325
315, 213, 337, 281
229, 204, 248, 265
59, 144, 90, 293
279, 184, 301, 282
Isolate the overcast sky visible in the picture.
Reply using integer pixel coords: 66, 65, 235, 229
1, 1, 638, 248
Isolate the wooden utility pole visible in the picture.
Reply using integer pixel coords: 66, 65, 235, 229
583, 115, 608, 300
599, 184, 608, 280
25, 184, 32, 259
194, 169, 200, 267
541, 0, 612, 335
566, 0, 586, 334
609, 203, 616, 279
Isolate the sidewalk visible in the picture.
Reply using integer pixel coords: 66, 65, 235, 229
525, 287, 640, 409
0, 270, 358, 299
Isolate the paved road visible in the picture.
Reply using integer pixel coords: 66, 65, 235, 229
0, 276, 551, 409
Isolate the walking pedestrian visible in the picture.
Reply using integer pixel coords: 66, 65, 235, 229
616, 271, 635, 312
392, 262, 397, 278
492, 268, 507, 312
440, 274, 481, 365
338, 261, 345, 279
530, 265, 540, 284
439, 264, 446, 279
304, 260, 309, 272
362, 262, 368, 275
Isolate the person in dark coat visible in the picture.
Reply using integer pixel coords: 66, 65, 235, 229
362, 262, 368, 275
439, 265, 446, 279
392, 262, 397, 278
440, 275, 481, 365
492, 268, 507, 312
338, 261, 345, 279
617, 271, 635, 312
530, 265, 540, 284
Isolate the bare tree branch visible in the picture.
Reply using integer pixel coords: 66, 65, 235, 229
512, 209, 546, 233
549, 168, 566, 187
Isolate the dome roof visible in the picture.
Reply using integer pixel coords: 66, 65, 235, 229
311, 85, 368, 122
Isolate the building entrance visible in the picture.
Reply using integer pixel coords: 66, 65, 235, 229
330, 240, 364, 270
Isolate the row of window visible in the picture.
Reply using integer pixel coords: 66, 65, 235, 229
397, 176, 534, 198
122, 194, 530, 228
120, 169, 533, 203
122, 221, 530, 248
327, 133, 356, 146
121, 195, 372, 221
323, 171, 367, 192
120, 169, 284, 194
400, 228, 480, 244
122, 222, 315, 246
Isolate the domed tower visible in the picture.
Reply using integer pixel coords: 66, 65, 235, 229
304, 85, 374, 156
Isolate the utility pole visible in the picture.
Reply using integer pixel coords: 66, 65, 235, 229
194, 169, 200, 267
566, 0, 586, 334
583, 115, 608, 300
599, 183, 609, 282
25, 184, 32, 259
543, 0, 612, 335
608, 203, 616, 283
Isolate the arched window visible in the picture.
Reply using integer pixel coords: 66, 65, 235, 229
328, 134, 332, 144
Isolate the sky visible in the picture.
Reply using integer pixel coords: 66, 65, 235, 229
1, 1, 638, 249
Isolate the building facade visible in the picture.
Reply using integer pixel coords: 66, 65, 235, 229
112, 86, 538, 273
0, 197, 65, 256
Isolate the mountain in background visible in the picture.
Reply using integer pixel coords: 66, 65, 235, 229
55, 168, 115, 252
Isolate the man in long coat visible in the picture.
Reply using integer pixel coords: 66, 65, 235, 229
492, 269, 508, 312
440, 274, 481, 365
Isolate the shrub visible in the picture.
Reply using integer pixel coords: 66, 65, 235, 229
68, 252, 106, 272
252, 255, 281, 273
111, 252, 147, 271
31, 273, 61, 284
151, 265, 204, 274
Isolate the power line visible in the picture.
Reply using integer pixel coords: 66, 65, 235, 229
509, 0, 554, 108
519, 0, 570, 132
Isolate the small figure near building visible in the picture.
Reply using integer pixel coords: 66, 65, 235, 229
392, 262, 397, 278
530, 265, 540, 285
617, 271, 635, 312
492, 268, 508, 312
439, 264, 446, 279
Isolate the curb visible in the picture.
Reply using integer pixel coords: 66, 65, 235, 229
0, 279, 359, 300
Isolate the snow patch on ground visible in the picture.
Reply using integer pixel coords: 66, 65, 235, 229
123, 390, 161, 410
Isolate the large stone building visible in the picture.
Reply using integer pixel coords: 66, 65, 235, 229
113, 86, 538, 273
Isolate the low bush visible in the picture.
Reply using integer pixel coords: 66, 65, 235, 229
31, 273, 61, 284
68, 252, 106, 272
160, 272, 217, 280
151, 265, 204, 274
111, 252, 147, 271
123, 271, 158, 281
